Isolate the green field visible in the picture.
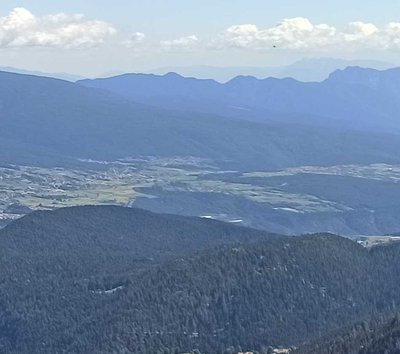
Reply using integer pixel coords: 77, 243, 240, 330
2, 158, 400, 235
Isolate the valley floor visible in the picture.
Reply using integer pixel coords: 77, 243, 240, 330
2, 156, 400, 235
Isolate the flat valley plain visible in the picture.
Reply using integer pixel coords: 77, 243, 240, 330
1, 156, 400, 236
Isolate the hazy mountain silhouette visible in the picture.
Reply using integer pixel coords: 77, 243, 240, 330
149, 57, 393, 82
3, 70, 400, 170
79, 66, 400, 134
0, 66, 85, 82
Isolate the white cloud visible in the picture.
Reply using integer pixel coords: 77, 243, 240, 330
345, 22, 378, 40
123, 32, 146, 48
160, 35, 199, 51
212, 18, 400, 52
212, 18, 336, 50
0, 7, 116, 49
382, 22, 400, 49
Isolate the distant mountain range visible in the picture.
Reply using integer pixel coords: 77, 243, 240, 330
3, 70, 400, 171
3, 69, 400, 235
0, 66, 85, 82
2, 205, 400, 353
3, 60, 400, 354
79, 66, 400, 134
0, 58, 393, 83
149, 57, 394, 82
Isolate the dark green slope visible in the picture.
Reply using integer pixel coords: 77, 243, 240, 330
361, 316, 400, 354
0, 206, 276, 354
295, 315, 400, 354
101, 235, 400, 353
0, 205, 273, 267
2, 208, 400, 353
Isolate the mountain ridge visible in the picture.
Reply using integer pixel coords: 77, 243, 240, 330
79, 66, 400, 134
2, 206, 400, 353
0, 66, 85, 82
4, 70, 400, 171
148, 58, 394, 83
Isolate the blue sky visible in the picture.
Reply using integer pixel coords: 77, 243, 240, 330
0, 1, 400, 76
3, 0, 399, 32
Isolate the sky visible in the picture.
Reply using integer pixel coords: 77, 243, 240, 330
1, 0, 400, 76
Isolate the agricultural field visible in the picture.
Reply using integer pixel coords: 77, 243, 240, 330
1, 158, 400, 235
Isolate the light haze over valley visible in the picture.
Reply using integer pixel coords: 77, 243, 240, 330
2, 1, 400, 353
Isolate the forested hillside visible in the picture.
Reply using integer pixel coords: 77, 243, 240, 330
296, 315, 400, 354
0, 206, 276, 353
0, 205, 274, 266
2, 207, 400, 353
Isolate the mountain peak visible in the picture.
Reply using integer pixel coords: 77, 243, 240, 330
327, 66, 378, 80
327, 66, 400, 87
163, 71, 184, 79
